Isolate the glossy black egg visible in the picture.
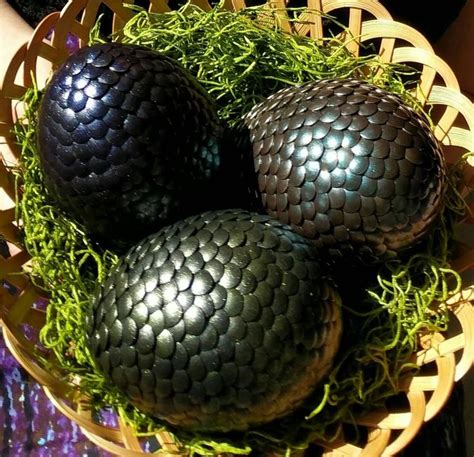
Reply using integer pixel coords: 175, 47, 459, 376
37, 43, 223, 249
244, 78, 446, 263
87, 209, 342, 431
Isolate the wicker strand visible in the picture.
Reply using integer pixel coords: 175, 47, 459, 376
0, 0, 472, 455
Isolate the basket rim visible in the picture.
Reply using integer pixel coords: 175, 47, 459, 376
0, 0, 473, 455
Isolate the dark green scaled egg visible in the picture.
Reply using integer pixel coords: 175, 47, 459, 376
87, 209, 342, 432
244, 78, 447, 263
37, 43, 223, 249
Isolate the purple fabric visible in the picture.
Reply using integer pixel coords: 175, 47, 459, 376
0, 272, 113, 454
0, 328, 113, 456
46, 29, 80, 54
0, 244, 160, 455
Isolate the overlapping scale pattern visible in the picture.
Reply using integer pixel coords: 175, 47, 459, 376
38, 43, 223, 248
87, 210, 341, 431
245, 79, 446, 263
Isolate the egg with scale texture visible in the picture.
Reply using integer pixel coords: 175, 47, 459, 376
37, 42, 223, 250
87, 209, 342, 432
244, 78, 447, 264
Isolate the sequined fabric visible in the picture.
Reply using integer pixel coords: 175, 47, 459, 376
0, 328, 113, 456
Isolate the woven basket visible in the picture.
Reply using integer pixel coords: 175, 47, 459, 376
0, 0, 473, 455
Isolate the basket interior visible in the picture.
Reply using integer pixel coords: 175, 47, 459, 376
0, 0, 473, 455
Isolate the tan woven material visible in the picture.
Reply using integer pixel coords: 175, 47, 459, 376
0, 0, 473, 455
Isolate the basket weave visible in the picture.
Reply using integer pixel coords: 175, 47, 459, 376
0, 0, 473, 455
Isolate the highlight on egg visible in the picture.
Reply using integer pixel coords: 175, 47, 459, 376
37, 43, 224, 249
87, 209, 342, 432
244, 78, 447, 263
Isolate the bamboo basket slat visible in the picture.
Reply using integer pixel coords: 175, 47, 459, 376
0, 0, 473, 455
295, 0, 393, 38
359, 19, 433, 52
22, 13, 60, 90
191, 0, 214, 11
384, 391, 427, 455
148, 0, 172, 13
361, 429, 392, 457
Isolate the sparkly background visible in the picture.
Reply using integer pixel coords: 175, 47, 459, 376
0, 328, 111, 456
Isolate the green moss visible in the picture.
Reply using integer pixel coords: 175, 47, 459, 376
13, 4, 465, 455
13, 81, 119, 370
106, 3, 423, 126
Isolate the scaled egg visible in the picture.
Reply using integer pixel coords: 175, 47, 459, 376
244, 78, 447, 263
37, 43, 223, 249
87, 209, 342, 432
